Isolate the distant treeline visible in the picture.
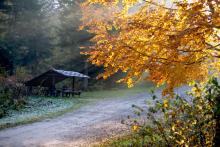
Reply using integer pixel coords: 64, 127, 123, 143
0, 0, 125, 89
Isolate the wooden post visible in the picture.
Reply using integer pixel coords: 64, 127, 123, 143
72, 77, 75, 91
28, 86, 32, 96
83, 62, 88, 90
52, 75, 55, 87
51, 75, 55, 96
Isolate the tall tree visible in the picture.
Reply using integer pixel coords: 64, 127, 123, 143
0, 0, 53, 74
80, 0, 220, 145
48, 0, 101, 85
0, 0, 14, 73
81, 0, 220, 93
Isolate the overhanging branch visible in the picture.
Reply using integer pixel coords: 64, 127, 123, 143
206, 43, 220, 51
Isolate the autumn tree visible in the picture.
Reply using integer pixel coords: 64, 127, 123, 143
80, 0, 220, 145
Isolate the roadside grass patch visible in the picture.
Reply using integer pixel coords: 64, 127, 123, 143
99, 135, 135, 147
0, 96, 85, 129
82, 83, 153, 101
100, 133, 162, 147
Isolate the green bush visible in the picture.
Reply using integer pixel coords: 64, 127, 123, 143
0, 91, 12, 117
105, 78, 218, 147
0, 87, 27, 118
0, 67, 28, 118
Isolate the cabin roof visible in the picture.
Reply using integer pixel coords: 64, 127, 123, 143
25, 68, 89, 87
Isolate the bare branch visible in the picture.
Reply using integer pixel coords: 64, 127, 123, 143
121, 43, 206, 65
206, 43, 220, 51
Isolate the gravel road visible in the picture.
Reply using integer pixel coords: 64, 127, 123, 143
0, 93, 152, 147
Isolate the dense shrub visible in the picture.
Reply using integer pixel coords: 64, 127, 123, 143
108, 78, 219, 147
0, 90, 13, 117
0, 67, 29, 118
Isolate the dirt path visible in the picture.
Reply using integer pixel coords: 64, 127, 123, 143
0, 93, 151, 147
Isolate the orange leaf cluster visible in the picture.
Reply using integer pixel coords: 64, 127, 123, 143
80, 0, 220, 94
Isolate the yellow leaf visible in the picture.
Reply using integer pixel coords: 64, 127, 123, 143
163, 99, 169, 108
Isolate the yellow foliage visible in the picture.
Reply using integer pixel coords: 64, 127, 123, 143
132, 125, 139, 132
80, 0, 220, 94
163, 99, 169, 108
119, 81, 216, 146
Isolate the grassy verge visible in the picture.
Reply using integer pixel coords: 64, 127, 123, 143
0, 83, 153, 130
0, 97, 87, 130
99, 135, 136, 147
82, 82, 154, 100
100, 133, 163, 147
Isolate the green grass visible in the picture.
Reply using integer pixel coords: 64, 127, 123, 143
98, 135, 135, 147
99, 133, 163, 147
0, 83, 154, 130
82, 82, 154, 100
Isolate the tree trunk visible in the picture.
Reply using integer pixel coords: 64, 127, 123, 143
214, 95, 220, 147
83, 62, 88, 90
72, 77, 75, 91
